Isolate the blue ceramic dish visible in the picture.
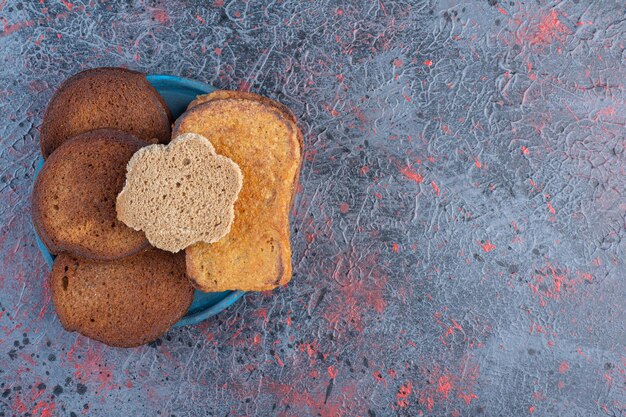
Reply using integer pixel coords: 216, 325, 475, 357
33, 74, 245, 327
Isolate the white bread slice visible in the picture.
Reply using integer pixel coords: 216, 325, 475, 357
116, 133, 243, 252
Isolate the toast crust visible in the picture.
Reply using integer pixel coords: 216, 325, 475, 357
173, 96, 302, 291
40, 67, 172, 158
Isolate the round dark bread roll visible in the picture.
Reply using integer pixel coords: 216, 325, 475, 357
32, 129, 149, 260
40, 67, 172, 158
50, 250, 194, 348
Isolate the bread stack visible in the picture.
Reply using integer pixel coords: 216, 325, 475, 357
32, 67, 303, 347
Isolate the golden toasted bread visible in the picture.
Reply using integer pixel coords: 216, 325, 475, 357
173, 95, 302, 291
40, 67, 171, 158
50, 250, 194, 347
187, 90, 303, 209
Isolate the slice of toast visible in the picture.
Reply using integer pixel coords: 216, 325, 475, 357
32, 129, 149, 260
116, 133, 243, 253
188, 90, 303, 213
40, 67, 172, 158
50, 250, 194, 348
173, 95, 302, 291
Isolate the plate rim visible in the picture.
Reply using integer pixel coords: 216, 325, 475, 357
32, 73, 245, 328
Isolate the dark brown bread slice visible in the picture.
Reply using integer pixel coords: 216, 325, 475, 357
40, 67, 172, 158
50, 250, 194, 348
32, 129, 149, 260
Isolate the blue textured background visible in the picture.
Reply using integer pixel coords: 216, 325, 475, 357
0, 1, 625, 416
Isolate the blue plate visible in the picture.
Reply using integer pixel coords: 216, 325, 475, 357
33, 74, 244, 327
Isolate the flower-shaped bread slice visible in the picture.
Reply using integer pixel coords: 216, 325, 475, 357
116, 133, 243, 252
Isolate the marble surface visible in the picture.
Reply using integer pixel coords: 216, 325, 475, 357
0, 1, 624, 416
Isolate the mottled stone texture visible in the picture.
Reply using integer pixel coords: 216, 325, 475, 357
0, 0, 625, 416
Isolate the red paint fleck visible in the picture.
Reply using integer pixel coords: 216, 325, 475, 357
359, 165, 370, 175
253, 334, 261, 345
528, 263, 587, 306
515, 10, 571, 47
437, 375, 452, 398
396, 382, 412, 408
238, 80, 251, 92
479, 241, 496, 253
255, 307, 268, 323
431, 181, 440, 196
558, 361, 569, 374
1, 19, 35, 37
423, 59, 433, 67
393, 59, 403, 68
213, 0, 224, 6
391, 243, 400, 253
286, 315, 292, 326
195, 15, 206, 24
352, 106, 368, 124
557, 380, 565, 389
274, 353, 284, 367
474, 158, 482, 169
414, 358, 480, 412
532, 391, 546, 401
327, 366, 338, 379
458, 391, 478, 405
60, 0, 73, 11
152, 9, 169, 24
426, 397, 435, 411
441, 124, 452, 135
336, 8, 343, 15
522, 146, 530, 155
330, 109, 340, 117
547, 202, 556, 214
400, 166, 424, 184
498, 6, 508, 15
214, 47, 222, 55
373, 371, 386, 384
339, 202, 349, 213
12, 394, 27, 413
529, 406, 535, 414
32, 401, 56, 417
134, 52, 140, 61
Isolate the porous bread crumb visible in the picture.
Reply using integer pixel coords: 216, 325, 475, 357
116, 133, 243, 252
